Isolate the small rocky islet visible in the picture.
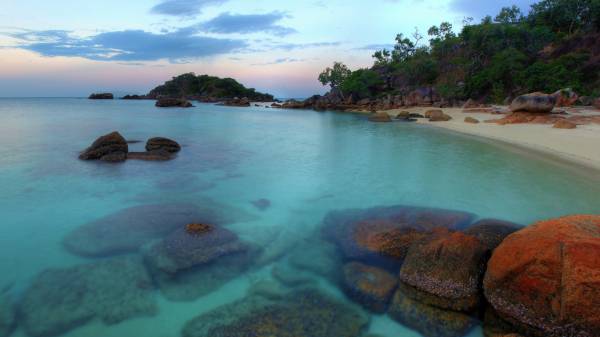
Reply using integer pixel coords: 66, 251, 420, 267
4, 200, 598, 337
78, 131, 181, 163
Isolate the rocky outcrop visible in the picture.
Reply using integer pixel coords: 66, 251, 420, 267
553, 88, 578, 107
181, 289, 368, 337
509, 93, 556, 113
121, 94, 149, 100
222, 97, 250, 107
79, 131, 128, 162
155, 98, 193, 108
0, 294, 15, 337
463, 219, 521, 252
426, 110, 452, 122
368, 112, 392, 122
143, 225, 247, 274
553, 119, 577, 129
399, 228, 488, 311
19, 256, 156, 337
88, 93, 113, 99
483, 215, 600, 337
145, 137, 181, 153
342, 262, 398, 313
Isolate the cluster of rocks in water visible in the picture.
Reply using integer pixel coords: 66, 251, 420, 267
78, 131, 181, 162
88, 93, 114, 99
4, 199, 598, 337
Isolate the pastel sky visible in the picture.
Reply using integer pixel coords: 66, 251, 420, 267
0, 0, 536, 98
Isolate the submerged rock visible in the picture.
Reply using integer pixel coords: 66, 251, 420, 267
181, 288, 369, 337
19, 256, 156, 337
127, 150, 173, 161
368, 112, 392, 122
88, 93, 113, 99
323, 205, 474, 267
483, 215, 600, 337
342, 262, 398, 313
78, 131, 128, 162
145, 137, 181, 153
399, 228, 488, 311
143, 225, 247, 274
0, 294, 15, 337
63, 201, 243, 257
271, 262, 316, 287
388, 284, 476, 337
250, 198, 271, 211
288, 238, 342, 282
155, 98, 193, 108
463, 219, 521, 252
509, 93, 556, 113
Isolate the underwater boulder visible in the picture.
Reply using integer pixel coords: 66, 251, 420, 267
399, 228, 488, 311
63, 201, 244, 257
143, 224, 247, 274
388, 283, 476, 337
322, 205, 474, 268
368, 112, 392, 122
181, 288, 369, 337
19, 256, 157, 337
0, 294, 15, 337
463, 219, 521, 252
483, 215, 600, 337
78, 131, 128, 162
342, 261, 398, 313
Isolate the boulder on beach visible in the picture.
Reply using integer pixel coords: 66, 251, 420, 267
553, 88, 578, 107
399, 228, 488, 311
368, 112, 392, 122
145, 137, 181, 153
553, 119, 577, 129
593, 98, 600, 109
19, 256, 157, 337
88, 93, 114, 99
483, 215, 600, 337
181, 289, 369, 337
143, 224, 247, 274
78, 131, 128, 162
0, 294, 15, 337
155, 98, 193, 108
388, 284, 476, 337
509, 92, 556, 113
322, 205, 474, 268
63, 201, 244, 257
342, 262, 398, 313
464, 117, 479, 124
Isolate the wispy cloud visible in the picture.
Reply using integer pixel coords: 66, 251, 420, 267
252, 57, 306, 66
199, 12, 297, 36
5, 28, 245, 62
150, 0, 228, 17
354, 43, 395, 51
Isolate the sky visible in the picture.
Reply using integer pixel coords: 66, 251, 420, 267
0, 0, 537, 98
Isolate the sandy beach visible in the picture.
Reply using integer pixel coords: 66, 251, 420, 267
385, 107, 600, 172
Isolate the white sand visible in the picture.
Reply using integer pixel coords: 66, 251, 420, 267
387, 107, 600, 171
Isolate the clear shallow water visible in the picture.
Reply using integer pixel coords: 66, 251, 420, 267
0, 98, 599, 337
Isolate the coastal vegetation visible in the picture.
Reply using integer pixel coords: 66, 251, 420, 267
320, 0, 600, 103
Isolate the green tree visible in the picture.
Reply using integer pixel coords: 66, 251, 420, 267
495, 6, 523, 24
318, 62, 352, 88
340, 69, 383, 98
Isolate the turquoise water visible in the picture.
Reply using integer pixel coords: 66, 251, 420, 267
1, 98, 599, 337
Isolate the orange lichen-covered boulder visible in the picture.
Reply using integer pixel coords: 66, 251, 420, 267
342, 262, 398, 313
399, 228, 489, 311
553, 119, 577, 129
483, 215, 600, 337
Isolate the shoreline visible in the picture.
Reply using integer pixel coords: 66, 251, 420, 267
384, 107, 600, 173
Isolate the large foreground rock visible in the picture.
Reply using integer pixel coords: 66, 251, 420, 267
0, 294, 15, 337
19, 256, 156, 337
399, 228, 488, 311
342, 262, 397, 313
63, 201, 245, 257
79, 131, 128, 162
323, 205, 474, 268
509, 93, 556, 113
181, 288, 368, 337
463, 219, 521, 252
144, 224, 246, 274
483, 215, 600, 337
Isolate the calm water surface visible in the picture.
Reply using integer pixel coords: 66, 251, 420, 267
1, 98, 599, 337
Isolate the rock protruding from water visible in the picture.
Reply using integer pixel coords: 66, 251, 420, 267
368, 112, 392, 122
0, 294, 15, 337
399, 228, 488, 311
509, 92, 556, 113
88, 93, 114, 99
145, 137, 181, 153
342, 262, 398, 313
79, 131, 128, 162
63, 203, 228, 257
483, 215, 600, 337
222, 97, 250, 107
144, 225, 247, 274
19, 256, 157, 337
155, 98, 193, 108
181, 288, 369, 337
